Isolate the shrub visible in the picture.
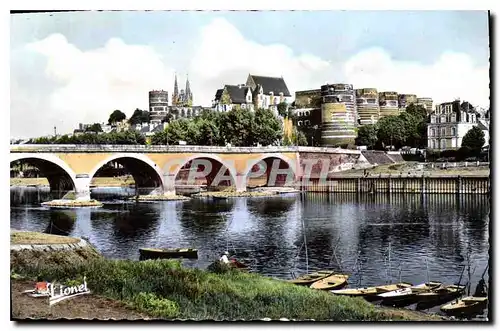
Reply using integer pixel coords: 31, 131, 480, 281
132, 292, 179, 318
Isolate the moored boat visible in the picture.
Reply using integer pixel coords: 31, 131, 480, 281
440, 296, 488, 316
310, 274, 349, 291
139, 247, 198, 260
379, 282, 442, 307
288, 270, 335, 286
229, 259, 250, 272
331, 282, 413, 301
416, 284, 466, 310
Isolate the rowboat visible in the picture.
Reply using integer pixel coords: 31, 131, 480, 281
139, 248, 198, 260
331, 282, 413, 301
379, 282, 442, 307
440, 296, 488, 316
288, 270, 335, 286
416, 284, 466, 310
310, 274, 349, 291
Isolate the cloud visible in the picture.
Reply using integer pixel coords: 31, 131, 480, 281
11, 17, 489, 138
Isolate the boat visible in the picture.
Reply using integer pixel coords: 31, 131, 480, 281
331, 282, 413, 301
288, 270, 335, 286
139, 248, 198, 260
416, 284, 466, 310
440, 296, 488, 316
229, 259, 250, 272
310, 274, 349, 291
379, 282, 442, 307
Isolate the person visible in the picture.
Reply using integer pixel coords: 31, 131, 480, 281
219, 251, 230, 264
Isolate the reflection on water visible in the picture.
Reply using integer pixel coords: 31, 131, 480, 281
10, 187, 490, 319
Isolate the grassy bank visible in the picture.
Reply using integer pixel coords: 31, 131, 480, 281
10, 237, 443, 321
11, 231, 80, 245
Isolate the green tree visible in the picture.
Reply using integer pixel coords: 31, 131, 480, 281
404, 104, 427, 121
129, 109, 150, 125
376, 116, 407, 148
220, 108, 254, 146
461, 126, 485, 155
85, 123, 103, 133
252, 108, 282, 146
108, 110, 127, 125
277, 102, 288, 117
398, 112, 421, 147
355, 124, 378, 149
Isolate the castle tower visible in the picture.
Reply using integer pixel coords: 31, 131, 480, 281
173, 73, 179, 106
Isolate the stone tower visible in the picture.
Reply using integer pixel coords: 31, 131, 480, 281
173, 73, 179, 106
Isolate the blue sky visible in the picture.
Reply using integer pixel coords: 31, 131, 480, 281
10, 10, 489, 138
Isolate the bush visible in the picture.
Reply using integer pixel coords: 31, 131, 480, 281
132, 292, 179, 318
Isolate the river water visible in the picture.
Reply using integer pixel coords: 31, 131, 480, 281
10, 186, 490, 320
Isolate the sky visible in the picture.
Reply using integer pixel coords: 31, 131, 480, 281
10, 10, 490, 139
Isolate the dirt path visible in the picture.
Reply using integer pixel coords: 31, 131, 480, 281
11, 280, 153, 321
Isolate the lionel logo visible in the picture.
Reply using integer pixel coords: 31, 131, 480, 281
23, 276, 90, 305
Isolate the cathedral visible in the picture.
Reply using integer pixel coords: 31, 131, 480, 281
172, 74, 193, 107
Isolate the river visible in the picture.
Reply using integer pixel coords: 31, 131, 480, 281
10, 186, 490, 320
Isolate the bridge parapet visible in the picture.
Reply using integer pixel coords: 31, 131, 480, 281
10, 144, 361, 154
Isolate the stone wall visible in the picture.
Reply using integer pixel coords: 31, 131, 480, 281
298, 152, 364, 177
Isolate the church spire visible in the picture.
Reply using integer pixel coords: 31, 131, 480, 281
185, 74, 193, 106
173, 73, 179, 106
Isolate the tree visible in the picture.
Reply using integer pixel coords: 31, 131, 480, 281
108, 110, 126, 125
405, 104, 427, 121
277, 102, 288, 117
376, 116, 407, 148
355, 124, 378, 149
85, 123, 103, 133
252, 108, 283, 146
462, 126, 485, 155
398, 112, 421, 147
220, 108, 254, 146
129, 109, 150, 125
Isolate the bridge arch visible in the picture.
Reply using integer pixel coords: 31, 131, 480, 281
88, 153, 165, 195
10, 153, 77, 199
167, 153, 238, 190
243, 153, 298, 188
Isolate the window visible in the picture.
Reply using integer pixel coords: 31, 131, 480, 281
451, 114, 456, 122
430, 116, 436, 124
298, 121, 303, 126
305, 120, 310, 126
441, 116, 446, 123
441, 128, 446, 136
430, 128, 435, 137
440, 139, 446, 149
241, 104, 246, 109
451, 127, 456, 136
305, 111, 310, 116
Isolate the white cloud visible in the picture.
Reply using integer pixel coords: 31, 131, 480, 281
10, 17, 489, 139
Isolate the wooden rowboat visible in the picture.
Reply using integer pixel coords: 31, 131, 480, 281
379, 282, 443, 307
416, 285, 465, 310
288, 270, 335, 286
331, 282, 413, 301
139, 248, 198, 260
440, 296, 488, 316
310, 274, 349, 291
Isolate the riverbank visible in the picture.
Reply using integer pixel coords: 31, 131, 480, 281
340, 162, 489, 177
10, 231, 445, 321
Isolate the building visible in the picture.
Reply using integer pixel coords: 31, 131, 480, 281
319, 84, 357, 146
169, 106, 205, 120
294, 89, 322, 108
378, 91, 399, 118
149, 90, 169, 124
245, 74, 293, 114
356, 88, 380, 125
398, 94, 418, 112
416, 97, 433, 114
212, 84, 254, 112
427, 100, 487, 150
326, 84, 357, 127
172, 74, 193, 107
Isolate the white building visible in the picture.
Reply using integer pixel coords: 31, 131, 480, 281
212, 84, 254, 112
246, 74, 293, 114
427, 100, 488, 150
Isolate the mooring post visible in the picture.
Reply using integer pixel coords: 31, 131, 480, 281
387, 175, 392, 194
456, 175, 462, 195
421, 175, 426, 195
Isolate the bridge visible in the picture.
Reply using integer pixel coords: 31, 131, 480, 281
11, 145, 365, 200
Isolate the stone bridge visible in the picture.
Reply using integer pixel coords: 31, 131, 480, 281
10, 145, 366, 200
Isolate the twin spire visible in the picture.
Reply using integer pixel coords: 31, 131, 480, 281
173, 73, 193, 107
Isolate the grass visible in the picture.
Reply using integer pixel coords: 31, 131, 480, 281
11, 231, 80, 245
11, 254, 443, 321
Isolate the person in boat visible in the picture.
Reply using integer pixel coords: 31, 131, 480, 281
474, 278, 487, 297
219, 251, 230, 264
